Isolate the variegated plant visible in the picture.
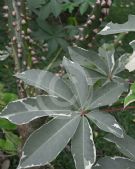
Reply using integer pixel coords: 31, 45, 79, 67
93, 133, 135, 169
93, 14, 135, 169
0, 55, 128, 169
124, 82, 135, 107
68, 44, 129, 89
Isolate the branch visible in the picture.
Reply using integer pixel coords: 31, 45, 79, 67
103, 106, 135, 113
46, 48, 62, 71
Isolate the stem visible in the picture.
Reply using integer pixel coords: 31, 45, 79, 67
12, 44, 21, 72
7, 0, 27, 98
103, 105, 135, 113
46, 48, 63, 71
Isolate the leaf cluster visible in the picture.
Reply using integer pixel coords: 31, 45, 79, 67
1, 46, 134, 168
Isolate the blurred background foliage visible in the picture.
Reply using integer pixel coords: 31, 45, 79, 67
0, 0, 135, 168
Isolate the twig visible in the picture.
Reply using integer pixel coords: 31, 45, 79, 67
46, 48, 63, 71
103, 106, 135, 113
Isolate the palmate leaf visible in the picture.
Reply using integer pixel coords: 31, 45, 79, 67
105, 134, 135, 161
27, 0, 45, 14
71, 116, 96, 169
16, 69, 75, 105
18, 115, 81, 169
0, 55, 127, 169
99, 15, 135, 35
38, 0, 62, 20
68, 46, 128, 86
0, 96, 72, 125
27, 0, 63, 19
32, 20, 68, 54
93, 157, 135, 169
87, 110, 123, 138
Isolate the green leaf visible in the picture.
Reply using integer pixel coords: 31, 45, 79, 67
0, 119, 16, 130
38, 3, 51, 20
37, 19, 54, 35
57, 38, 69, 51
48, 39, 58, 54
62, 57, 89, 108
0, 132, 21, 154
87, 110, 123, 138
93, 156, 135, 169
87, 81, 126, 109
71, 116, 96, 169
124, 83, 135, 107
0, 139, 17, 154
16, 69, 75, 105
63, 2, 78, 13
79, 2, 89, 15
18, 115, 81, 169
32, 21, 68, 53
5, 131, 21, 151
105, 134, 135, 161
50, 0, 62, 17
27, 0, 45, 10
28, 0, 63, 19
99, 15, 135, 35
0, 96, 72, 124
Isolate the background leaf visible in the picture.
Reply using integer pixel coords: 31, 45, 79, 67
99, 15, 135, 35
105, 134, 135, 161
93, 156, 135, 169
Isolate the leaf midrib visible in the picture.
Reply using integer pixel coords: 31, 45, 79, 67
18, 75, 74, 106
22, 115, 80, 165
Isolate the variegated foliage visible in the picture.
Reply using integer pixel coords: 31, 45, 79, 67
68, 44, 129, 90
0, 54, 128, 169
